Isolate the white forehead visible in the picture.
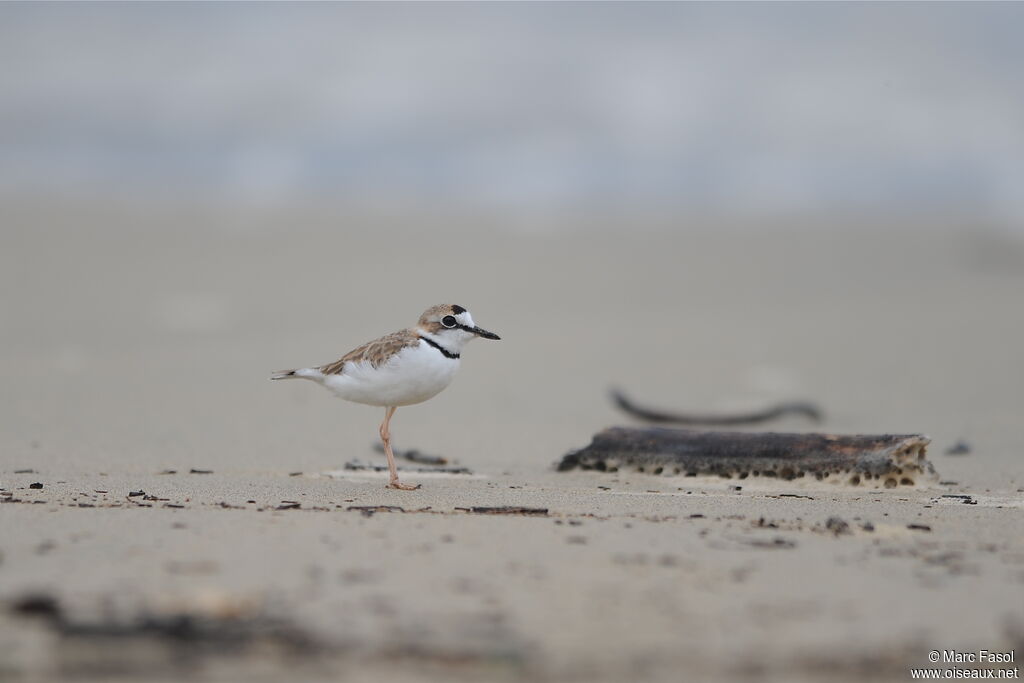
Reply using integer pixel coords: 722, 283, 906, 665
455, 310, 474, 326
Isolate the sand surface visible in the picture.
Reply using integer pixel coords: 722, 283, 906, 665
1, 204, 1022, 682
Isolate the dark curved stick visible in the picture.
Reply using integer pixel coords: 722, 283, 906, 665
611, 388, 822, 426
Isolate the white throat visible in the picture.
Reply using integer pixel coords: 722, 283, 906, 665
418, 327, 475, 355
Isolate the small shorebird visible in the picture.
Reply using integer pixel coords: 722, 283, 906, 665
271, 304, 500, 490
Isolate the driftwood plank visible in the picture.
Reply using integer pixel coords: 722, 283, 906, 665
558, 427, 935, 488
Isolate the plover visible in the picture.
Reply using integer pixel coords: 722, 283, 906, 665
271, 304, 500, 490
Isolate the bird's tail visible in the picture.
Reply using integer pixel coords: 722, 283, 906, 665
270, 368, 321, 381
270, 369, 298, 380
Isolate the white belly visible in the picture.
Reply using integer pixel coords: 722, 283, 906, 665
322, 342, 460, 407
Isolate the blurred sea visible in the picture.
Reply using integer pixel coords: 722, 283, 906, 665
2, 2, 1023, 228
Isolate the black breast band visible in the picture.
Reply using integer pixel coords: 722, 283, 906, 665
418, 335, 460, 359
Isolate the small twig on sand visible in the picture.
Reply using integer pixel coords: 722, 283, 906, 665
372, 442, 449, 466
611, 388, 822, 425
346, 459, 472, 475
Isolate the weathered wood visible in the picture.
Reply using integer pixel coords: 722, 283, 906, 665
558, 427, 935, 487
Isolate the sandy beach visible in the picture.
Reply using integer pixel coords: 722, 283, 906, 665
1, 202, 1022, 682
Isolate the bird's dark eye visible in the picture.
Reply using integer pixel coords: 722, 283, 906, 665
441, 315, 457, 328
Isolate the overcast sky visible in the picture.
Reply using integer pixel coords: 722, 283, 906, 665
2, 3, 1022, 224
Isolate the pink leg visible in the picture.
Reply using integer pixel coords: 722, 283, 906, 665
380, 406, 418, 490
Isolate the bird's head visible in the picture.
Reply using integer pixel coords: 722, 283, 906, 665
417, 304, 500, 352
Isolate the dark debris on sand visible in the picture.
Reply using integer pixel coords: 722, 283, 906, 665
457, 506, 549, 516
344, 459, 472, 475
347, 505, 406, 517
825, 517, 852, 536
8, 591, 320, 660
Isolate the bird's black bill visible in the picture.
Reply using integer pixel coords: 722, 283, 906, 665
462, 324, 500, 340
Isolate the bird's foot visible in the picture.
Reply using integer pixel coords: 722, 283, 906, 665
387, 481, 420, 491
